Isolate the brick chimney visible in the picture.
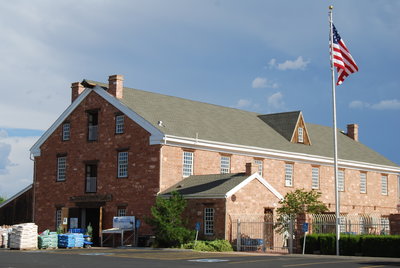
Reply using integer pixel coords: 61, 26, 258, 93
108, 74, 124, 99
245, 162, 259, 176
347, 124, 359, 141
71, 82, 85, 103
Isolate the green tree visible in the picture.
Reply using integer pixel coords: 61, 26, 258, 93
146, 191, 194, 248
0, 196, 6, 204
275, 189, 328, 233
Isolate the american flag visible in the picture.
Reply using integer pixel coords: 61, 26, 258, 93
331, 24, 358, 85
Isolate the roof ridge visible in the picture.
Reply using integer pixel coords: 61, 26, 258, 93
84, 79, 261, 116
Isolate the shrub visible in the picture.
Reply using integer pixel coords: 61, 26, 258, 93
303, 234, 320, 254
182, 240, 233, 252
303, 234, 400, 258
146, 191, 195, 248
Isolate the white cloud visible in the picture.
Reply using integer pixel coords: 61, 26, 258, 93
371, 99, 400, 110
268, 59, 277, 69
235, 99, 252, 108
267, 92, 285, 111
349, 100, 365, 109
349, 99, 400, 110
0, 142, 12, 175
278, 56, 310, 70
0, 135, 37, 198
269, 56, 310, 71
251, 77, 279, 89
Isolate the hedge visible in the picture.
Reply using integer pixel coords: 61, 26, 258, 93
181, 239, 233, 252
301, 234, 400, 257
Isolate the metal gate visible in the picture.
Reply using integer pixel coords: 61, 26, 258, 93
231, 218, 295, 254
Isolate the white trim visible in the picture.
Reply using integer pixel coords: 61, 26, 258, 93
30, 86, 165, 156
30, 89, 92, 156
225, 173, 284, 200
28, 85, 399, 176
163, 135, 400, 174
0, 184, 33, 209
93, 86, 164, 144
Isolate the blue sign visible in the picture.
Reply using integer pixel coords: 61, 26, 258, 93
302, 222, 309, 232
135, 219, 141, 229
195, 222, 201, 231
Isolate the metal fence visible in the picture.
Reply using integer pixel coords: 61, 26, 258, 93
310, 214, 390, 235
229, 214, 390, 254
230, 215, 295, 254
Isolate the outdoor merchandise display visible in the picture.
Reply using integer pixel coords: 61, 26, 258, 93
9, 223, 38, 250
38, 230, 58, 249
58, 233, 84, 248
0, 226, 11, 248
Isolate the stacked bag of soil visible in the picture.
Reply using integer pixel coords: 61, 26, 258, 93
9, 223, 38, 250
0, 226, 12, 248
38, 230, 58, 249
58, 233, 84, 248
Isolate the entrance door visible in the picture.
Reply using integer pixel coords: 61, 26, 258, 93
264, 208, 274, 249
85, 208, 100, 245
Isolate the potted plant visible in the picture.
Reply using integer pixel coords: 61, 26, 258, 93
85, 223, 93, 242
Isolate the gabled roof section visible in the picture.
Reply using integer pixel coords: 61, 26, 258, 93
159, 172, 283, 200
258, 111, 311, 145
0, 184, 32, 209
30, 85, 164, 156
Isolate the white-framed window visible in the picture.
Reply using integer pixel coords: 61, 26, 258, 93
57, 156, 66, 181
381, 175, 388, 195
220, 156, 230, 174
55, 208, 62, 229
338, 170, 345, 192
298, 127, 304, 143
204, 208, 215, 235
117, 208, 127, 217
285, 163, 293, 187
360, 173, 367, 194
117, 151, 129, 178
312, 167, 319, 189
183, 151, 193, 177
115, 115, 124, 134
254, 160, 263, 177
62, 123, 70, 141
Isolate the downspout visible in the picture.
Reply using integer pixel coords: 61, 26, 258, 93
29, 153, 36, 223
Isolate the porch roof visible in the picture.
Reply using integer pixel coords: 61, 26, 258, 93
159, 173, 249, 198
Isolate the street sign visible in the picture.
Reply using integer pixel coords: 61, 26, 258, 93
195, 222, 201, 231
302, 222, 309, 233
135, 219, 141, 229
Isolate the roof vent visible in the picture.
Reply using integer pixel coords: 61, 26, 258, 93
158, 121, 164, 127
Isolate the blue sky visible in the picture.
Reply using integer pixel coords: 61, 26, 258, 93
0, 0, 399, 198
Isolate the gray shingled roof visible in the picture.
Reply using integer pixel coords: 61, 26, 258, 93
258, 111, 300, 141
160, 173, 249, 197
83, 80, 399, 168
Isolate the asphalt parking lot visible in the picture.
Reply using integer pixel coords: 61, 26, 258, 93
1, 247, 400, 268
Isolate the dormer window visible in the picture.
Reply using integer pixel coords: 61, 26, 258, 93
298, 127, 304, 143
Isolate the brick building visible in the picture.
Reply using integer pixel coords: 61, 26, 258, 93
30, 75, 400, 242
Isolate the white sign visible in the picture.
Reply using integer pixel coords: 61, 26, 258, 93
113, 216, 135, 229
70, 218, 78, 229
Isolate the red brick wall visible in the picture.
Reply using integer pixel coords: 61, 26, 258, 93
184, 198, 226, 240
34, 91, 161, 234
161, 146, 398, 217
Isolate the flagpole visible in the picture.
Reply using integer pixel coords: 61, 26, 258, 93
329, 5, 340, 256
